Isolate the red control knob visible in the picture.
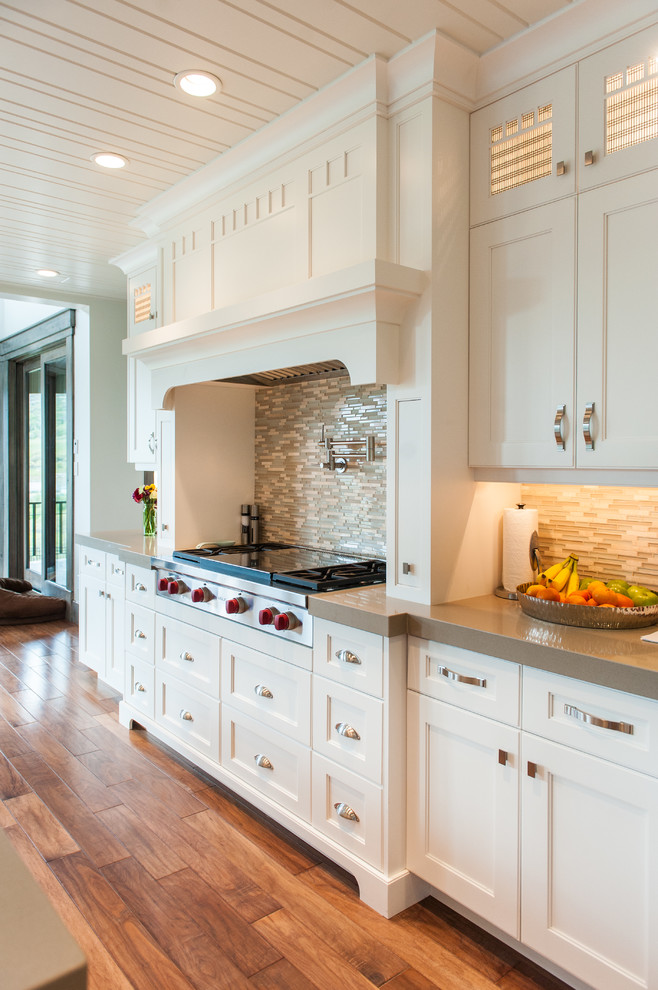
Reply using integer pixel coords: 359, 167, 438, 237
274, 611, 298, 631
168, 580, 181, 595
158, 577, 170, 592
191, 587, 208, 603
225, 597, 246, 615
258, 607, 278, 625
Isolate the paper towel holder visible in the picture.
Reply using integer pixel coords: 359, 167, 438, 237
495, 525, 542, 600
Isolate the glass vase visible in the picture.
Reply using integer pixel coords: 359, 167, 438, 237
142, 501, 157, 537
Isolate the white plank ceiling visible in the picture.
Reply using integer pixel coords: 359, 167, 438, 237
0, 0, 575, 301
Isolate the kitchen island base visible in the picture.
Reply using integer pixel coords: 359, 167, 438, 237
118, 702, 424, 918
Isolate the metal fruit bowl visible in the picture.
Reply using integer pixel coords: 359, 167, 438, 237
516, 583, 658, 630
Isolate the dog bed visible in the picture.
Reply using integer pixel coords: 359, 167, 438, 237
0, 579, 67, 625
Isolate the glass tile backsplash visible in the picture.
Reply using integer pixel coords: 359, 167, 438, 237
521, 484, 658, 588
254, 378, 386, 557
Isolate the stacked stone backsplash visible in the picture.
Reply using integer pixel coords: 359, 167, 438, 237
254, 378, 387, 557
521, 484, 658, 587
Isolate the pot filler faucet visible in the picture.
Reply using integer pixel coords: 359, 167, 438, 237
240, 504, 260, 545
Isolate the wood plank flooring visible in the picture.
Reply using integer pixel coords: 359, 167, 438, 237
0, 620, 572, 990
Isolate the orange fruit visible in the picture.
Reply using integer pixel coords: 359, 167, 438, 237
590, 586, 619, 606
584, 599, 598, 606
616, 594, 634, 608
524, 584, 544, 598
536, 587, 560, 602
580, 589, 592, 600
566, 594, 587, 605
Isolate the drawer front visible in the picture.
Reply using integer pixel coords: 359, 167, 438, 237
221, 640, 311, 745
312, 676, 383, 784
523, 667, 658, 776
125, 657, 155, 719
106, 554, 126, 589
408, 638, 520, 726
156, 615, 220, 698
125, 563, 156, 607
311, 753, 382, 869
125, 603, 155, 664
155, 669, 219, 763
221, 707, 311, 819
155, 673, 220, 762
79, 546, 106, 578
313, 618, 384, 698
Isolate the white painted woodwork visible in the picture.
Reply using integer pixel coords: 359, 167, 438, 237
78, 574, 106, 677
127, 357, 156, 467
407, 690, 520, 937
125, 563, 156, 607
408, 638, 521, 725
578, 23, 658, 191
312, 618, 384, 697
470, 67, 577, 226
156, 615, 221, 698
576, 170, 658, 468
521, 734, 658, 990
523, 666, 658, 776
312, 675, 384, 784
311, 752, 383, 869
155, 672, 220, 762
125, 602, 155, 664
220, 639, 311, 745
469, 199, 576, 468
170, 226, 212, 325
221, 708, 311, 819
103, 582, 125, 694
78, 547, 105, 578
125, 657, 155, 721
155, 384, 255, 551
393, 396, 424, 590
78, 548, 125, 691
128, 266, 158, 335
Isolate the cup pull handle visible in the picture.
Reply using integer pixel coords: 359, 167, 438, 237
135, 629, 146, 640
254, 685, 273, 699
255, 754, 273, 770
335, 722, 360, 740
564, 704, 633, 734
554, 404, 566, 450
180, 651, 194, 663
179, 710, 193, 721
335, 649, 361, 665
334, 802, 359, 822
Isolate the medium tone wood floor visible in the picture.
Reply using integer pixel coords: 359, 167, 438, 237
0, 619, 572, 990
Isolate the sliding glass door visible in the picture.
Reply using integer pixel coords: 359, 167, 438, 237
25, 351, 70, 589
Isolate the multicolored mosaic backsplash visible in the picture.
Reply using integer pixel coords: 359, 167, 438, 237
254, 378, 387, 557
521, 484, 658, 588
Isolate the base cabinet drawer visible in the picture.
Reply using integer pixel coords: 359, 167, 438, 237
312, 676, 383, 784
156, 615, 220, 697
155, 673, 220, 761
126, 658, 155, 719
221, 640, 311, 744
313, 618, 384, 697
125, 563, 155, 607
221, 707, 310, 819
311, 753, 382, 869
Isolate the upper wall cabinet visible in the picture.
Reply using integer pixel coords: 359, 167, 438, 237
579, 24, 658, 191
470, 67, 576, 226
128, 266, 158, 335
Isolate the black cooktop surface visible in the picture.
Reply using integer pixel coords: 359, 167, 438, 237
172, 543, 385, 590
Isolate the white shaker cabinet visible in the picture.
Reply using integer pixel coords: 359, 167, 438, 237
576, 169, 658, 468
470, 66, 576, 226
469, 199, 576, 468
126, 265, 159, 467
78, 548, 125, 691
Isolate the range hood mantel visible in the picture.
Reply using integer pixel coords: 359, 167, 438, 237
123, 260, 425, 405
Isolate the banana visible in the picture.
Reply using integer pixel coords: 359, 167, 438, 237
550, 554, 579, 593
566, 557, 580, 597
538, 554, 573, 586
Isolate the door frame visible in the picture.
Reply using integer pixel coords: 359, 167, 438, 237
1, 309, 75, 599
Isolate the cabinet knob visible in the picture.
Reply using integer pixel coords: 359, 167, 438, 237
334, 802, 359, 822
554, 404, 566, 450
179, 710, 194, 721
254, 754, 273, 770
98, 589, 105, 598
335, 649, 361, 665
335, 722, 361, 740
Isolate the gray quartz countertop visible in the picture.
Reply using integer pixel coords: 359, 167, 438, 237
309, 585, 658, 701
76, 532, 658, 701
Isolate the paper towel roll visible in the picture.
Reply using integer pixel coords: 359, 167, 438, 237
502, 506, 538, 594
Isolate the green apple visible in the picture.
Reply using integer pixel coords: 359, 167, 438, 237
606, 579, 630, 594
627, 586, 658, 607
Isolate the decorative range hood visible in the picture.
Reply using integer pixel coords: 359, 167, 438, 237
122, 259, 425, 407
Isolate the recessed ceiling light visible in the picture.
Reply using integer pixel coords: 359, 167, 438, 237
91, 152, 128, 169
36, 269, 60, 278
173, 70, 221, 98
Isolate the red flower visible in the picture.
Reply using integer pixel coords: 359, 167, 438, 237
132, 487, 144, 504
